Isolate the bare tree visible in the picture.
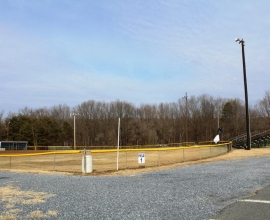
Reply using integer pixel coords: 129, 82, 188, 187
4, 93, 265, 146
254, 90, 270, 130
0, 111, 6, 140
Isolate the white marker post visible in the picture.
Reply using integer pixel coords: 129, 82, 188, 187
116, 118, 120, 170
138, 153, 145, 164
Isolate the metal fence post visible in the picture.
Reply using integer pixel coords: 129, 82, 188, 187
125, 151, 127, 169
83, 149, 86, 174
158, 151, 160, 166
183, 149, 185, 162
53, 154, 56, 171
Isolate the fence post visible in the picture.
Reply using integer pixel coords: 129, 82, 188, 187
158, 151, 160, 166
53, 154, 56, 171
125, 151, 127, 169
183, 149, 185, 162
83, 149, 86, 174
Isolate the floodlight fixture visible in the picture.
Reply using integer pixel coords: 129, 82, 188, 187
235, 38, 245, 45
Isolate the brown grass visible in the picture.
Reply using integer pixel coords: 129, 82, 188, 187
0, 212, 17, 220
1, 148, 270, 177
0, 146, 228, 174
105, 148, 270, 176
0, 185, 57, 220
47, 210, 58, 216
27, 211, 45, 219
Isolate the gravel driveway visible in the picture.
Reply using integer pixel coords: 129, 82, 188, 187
1, 157, 270, 220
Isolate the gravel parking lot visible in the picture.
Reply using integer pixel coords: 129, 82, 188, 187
1, 155, 270, 220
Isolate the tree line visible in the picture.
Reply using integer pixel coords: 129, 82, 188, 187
0, 92, 270, 146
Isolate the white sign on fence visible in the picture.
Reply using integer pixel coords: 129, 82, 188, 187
138, 153, 145, 164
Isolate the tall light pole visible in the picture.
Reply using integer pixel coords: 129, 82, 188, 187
182, 92, 188, 143
235, 38, 251, 150
71, 112, 78, 150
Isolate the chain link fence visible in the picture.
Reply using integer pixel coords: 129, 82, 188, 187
0, 143, 231, 173
91, 143, 231, 172
0, 151, 82, 173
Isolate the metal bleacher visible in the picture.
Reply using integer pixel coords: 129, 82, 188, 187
230, 130, 270, 149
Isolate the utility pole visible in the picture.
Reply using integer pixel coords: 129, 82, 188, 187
6, 121, 10, 141
70, 112, 78, 150
183, 92, 188, 143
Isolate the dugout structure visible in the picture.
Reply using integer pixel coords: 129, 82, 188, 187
0, 141, 28, 150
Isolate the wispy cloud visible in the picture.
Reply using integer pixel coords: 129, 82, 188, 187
0, 0, 270, 113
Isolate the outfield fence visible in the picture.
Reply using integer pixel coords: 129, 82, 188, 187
0, 142, 232, 173
91, 143, 231, 172
0, 150, 83, 173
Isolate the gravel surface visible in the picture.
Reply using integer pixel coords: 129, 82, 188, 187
1, 157, 270, 220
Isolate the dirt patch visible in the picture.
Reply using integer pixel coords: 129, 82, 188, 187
0, 184, 57, 220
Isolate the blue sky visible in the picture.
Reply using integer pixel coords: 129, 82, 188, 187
1, 0, 270, 114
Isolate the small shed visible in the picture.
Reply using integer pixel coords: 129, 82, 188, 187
0, 141, 28, 150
